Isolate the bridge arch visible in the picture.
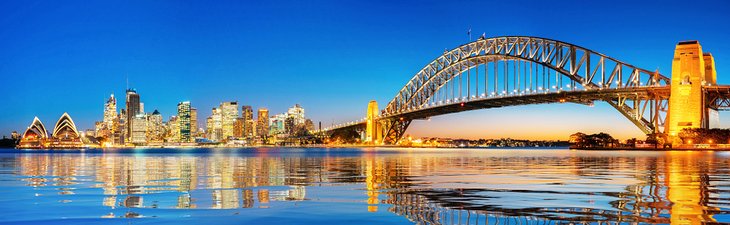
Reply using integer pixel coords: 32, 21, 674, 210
379, 36, 671, 143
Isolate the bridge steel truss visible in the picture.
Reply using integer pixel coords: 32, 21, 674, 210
377, 36, 672, 144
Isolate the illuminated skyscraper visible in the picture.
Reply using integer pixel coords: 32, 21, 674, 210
103, 94, 117, 135
178, 101, 192, 142
205, 116, 213, 139
220, 102, 238, 139
241, 105, 254, 139
256, 108, 269, 139
234, 117, 244, 138
190, 107, 198, 137
125, 89, 141, 142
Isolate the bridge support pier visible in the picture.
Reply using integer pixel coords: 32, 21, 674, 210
666, 41, 717, 144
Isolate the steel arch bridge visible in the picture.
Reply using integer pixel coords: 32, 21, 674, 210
321, 36, 728, 144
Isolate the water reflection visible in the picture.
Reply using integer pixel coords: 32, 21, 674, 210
4, 149, 729, 224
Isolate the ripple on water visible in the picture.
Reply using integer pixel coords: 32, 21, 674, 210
0, 148, 728, 224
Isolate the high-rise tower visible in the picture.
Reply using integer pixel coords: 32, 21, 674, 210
103, 94, 117, 132
125, 89, 141, 142
178, 101, 192, 142
220, 102, 239, 139
242, 105, 254, 138
190, 107, 198, 137
257, 108, 269, 139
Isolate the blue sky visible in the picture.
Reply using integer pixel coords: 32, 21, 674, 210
1, 0, 729, 140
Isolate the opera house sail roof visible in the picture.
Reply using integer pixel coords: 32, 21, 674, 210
52, 112, 80, 139
22, 117, 48, 140
17, 113, 84, 149
18, 117, 49, 149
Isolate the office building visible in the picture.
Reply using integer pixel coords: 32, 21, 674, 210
178, 101, 192, 142
220, 102, 238, 139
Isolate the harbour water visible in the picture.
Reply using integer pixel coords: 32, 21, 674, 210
0, 147, 728, 224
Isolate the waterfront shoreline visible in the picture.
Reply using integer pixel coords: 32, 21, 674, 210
571, 147, 730, 151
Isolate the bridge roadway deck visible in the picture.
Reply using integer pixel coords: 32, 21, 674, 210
324, 85, 730, 133
381, 87, 670, 121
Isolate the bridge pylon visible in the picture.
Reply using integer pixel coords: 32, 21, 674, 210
666, 41, 718, 143
365, 100, 381, 144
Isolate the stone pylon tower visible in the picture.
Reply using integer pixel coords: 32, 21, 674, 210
366, 100, 380, 144
667, 40, 717, 142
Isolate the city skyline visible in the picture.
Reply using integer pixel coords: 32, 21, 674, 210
3, 1, 730, 140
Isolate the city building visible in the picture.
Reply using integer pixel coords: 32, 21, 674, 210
234, 117, 244, 138
147, 110, 164, 143
241, 105, 254, 139
102, 94, 118, 138
131, 114, 147, 145
94, 121, 107, 139
287, 104, 306, 127
167, 115, 179, 143
207, 108, 223, 141
117, 109, 127, 145
270, 113, 287, 135
220, 102, 238, 140
190, 107, 198, 137
283, 104, 313, 137
178, 101, 192, 142
125, 89, 141, 142
257, 108, 269, 140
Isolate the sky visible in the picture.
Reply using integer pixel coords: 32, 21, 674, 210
1, 0, 730, 140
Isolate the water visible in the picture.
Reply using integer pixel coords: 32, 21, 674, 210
0, 147, 728, 225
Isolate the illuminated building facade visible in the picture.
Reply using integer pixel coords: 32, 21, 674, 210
256, 108, 269, 139
207, 108, 223, 141
190, 107, 198, 138
126, 89, 141, 142
242, 105, 254, 139
102, 94, 118, 138
147, 110, 164, 143
131, 114, 147, 145
287, 104, 306, 126
220, 102, 238, 140
234, 117, 244, 138
178, 101, 192, 142
166, 115, 179, 143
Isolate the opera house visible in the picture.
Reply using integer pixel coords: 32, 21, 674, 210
17, 113, 84, 149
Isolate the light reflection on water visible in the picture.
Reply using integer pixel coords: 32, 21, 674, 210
0, 148, 729, 224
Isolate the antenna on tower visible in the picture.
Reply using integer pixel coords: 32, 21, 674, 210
126, 74, 129, 90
